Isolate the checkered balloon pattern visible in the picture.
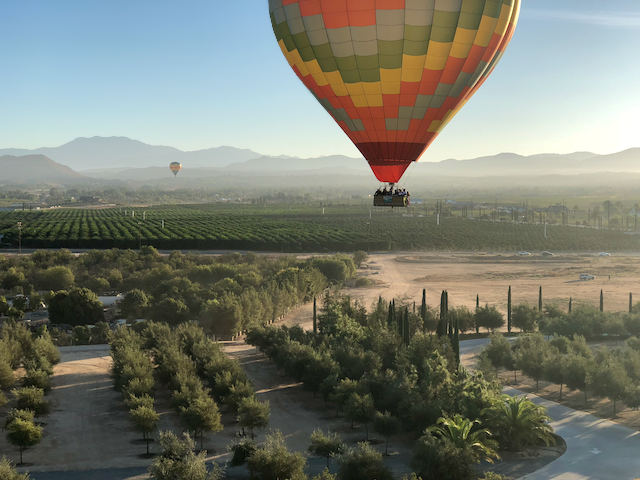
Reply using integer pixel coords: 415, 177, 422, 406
269, 0, 521, 183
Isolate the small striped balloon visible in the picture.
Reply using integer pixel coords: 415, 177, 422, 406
269, 0, 521, 183
169, 162, 182, 177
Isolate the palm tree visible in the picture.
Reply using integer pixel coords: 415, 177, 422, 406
427, 414, 499, 463
483, 395, 555, 451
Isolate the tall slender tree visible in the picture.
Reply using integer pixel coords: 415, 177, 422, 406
600, 290, 604, 312
630, 293, 633, 314
387, 302, 393, 328
403, 309, 410, 346
507, 286, 512, 333
475, 294, 480, 334
421, 289, 427, 332
452, 315, 460, 365
538, 287, 543, 312
569, 297, 572, 313
313, 297, 317, 334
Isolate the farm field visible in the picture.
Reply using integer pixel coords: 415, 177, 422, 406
2, 203, 640, 252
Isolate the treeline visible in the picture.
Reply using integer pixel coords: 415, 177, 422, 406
109, 322, 270, 456
0, 248, 358, 338
1, 322, 60, 464
484, 331, 640, 416
246, 295, 555, 480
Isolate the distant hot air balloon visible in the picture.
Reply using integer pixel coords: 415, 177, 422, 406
169, 162, 182, 177
269, 0, 521, 185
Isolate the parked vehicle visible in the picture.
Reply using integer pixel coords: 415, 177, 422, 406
580, 274, 595, 280
541, 251, 555, 256
518, 251, 531, 256
599, 252, 611, 256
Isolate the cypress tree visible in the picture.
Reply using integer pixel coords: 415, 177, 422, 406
392, 299, 396, 324
446, 291, 453, 341
507, 286, 512, 333
569, 297, 572, 313
538, 286, 543, 312
387, 302, 393, 328
413, 301, 416, 314
403, 308, 410, 345
475, 294, 480, 334
438, 291, 446, 337
313, 297, 317, 334
421, 289, 427, 332
630, 293, 633, 314
453, 315, 460, 366
600, 290, 604, 312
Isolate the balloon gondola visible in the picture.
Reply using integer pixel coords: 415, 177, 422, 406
269, 0, 521, 207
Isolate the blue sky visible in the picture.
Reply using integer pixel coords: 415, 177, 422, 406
1, 0, 639, 161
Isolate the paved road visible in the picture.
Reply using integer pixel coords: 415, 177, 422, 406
508, 387, 640, 480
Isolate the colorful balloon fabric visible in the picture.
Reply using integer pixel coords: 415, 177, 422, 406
169, 162, 182, 177
269, 0, 521, 183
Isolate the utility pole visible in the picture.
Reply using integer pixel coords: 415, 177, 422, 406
17, 222, 22, 254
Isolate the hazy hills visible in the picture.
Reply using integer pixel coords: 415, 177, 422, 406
1, 136, 640, 189
0, 136, 263, 171
0, 155, 87, 184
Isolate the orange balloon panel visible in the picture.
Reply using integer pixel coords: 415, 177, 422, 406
269, 0, 521, 183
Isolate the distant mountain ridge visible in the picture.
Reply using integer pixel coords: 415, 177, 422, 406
0, 136, 264, 170
0, 155, 87, 184
2, 137, 640, 186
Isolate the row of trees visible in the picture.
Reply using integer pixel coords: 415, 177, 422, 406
246, 295, 555, 479
1, 249, 358, 339
110, 322, 272, 454
1, 322, 59, 464
483, 332, 640, 415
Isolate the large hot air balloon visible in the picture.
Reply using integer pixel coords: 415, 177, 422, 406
269, 0, 520, 191
170, 162, 182, 177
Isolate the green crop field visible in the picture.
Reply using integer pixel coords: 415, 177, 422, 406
0, 204, 639, 252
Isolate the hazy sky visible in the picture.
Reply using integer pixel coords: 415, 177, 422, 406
1, 1, 639, 161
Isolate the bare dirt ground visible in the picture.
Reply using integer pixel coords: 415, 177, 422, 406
0, 348, 242, 473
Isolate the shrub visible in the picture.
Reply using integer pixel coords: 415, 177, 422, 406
11, 387, 51, 416
338, 442, 393, 480
411, 434, 477, 480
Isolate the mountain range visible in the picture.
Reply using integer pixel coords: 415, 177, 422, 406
1, 136, 640, 187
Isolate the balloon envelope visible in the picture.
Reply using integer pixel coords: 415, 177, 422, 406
169, 162, 182, 177
269, 0, 520, 183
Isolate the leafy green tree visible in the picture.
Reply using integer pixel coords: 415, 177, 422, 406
543, 352, 568, 400
308, 429, 345, 468
588, 354, 631, 415
565, 353, 592, 406
148, 431, 223, 480
179, 395, 223, 450
353, 251, 368, 268
151, 297, 191, 327
0, 456, 32, 480
475, 305, 504, 333
482, 395, 555, 451
0, 392, 6, 409
48, 288, 105, 326
426, 415, 498, 464
6, 418, 42, 465
246, 430, 307, 480
40, 266, 75, 291
312, 469, 337, 480
130, 406, 159, 455
411, 434, 477, 480
201, 294, 243, 338
373, 411, 401, 455
448, 306, 475, 334
0, 361, 15, 389
337, 442, 394, 480
511, 303, 539, 333
515, 334, 551, 391
4, 409, 35, 430
344, 393, 377, 441
11, 387, 51, 416
483, 333, 512, 369
21, 368, 51, 394
228, 438, 257, 467
125, 394, 155, 411
237, 396, 270, 439
223, 380, 255, 415
33, 328, 61, 365
121, 289, 150, 319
